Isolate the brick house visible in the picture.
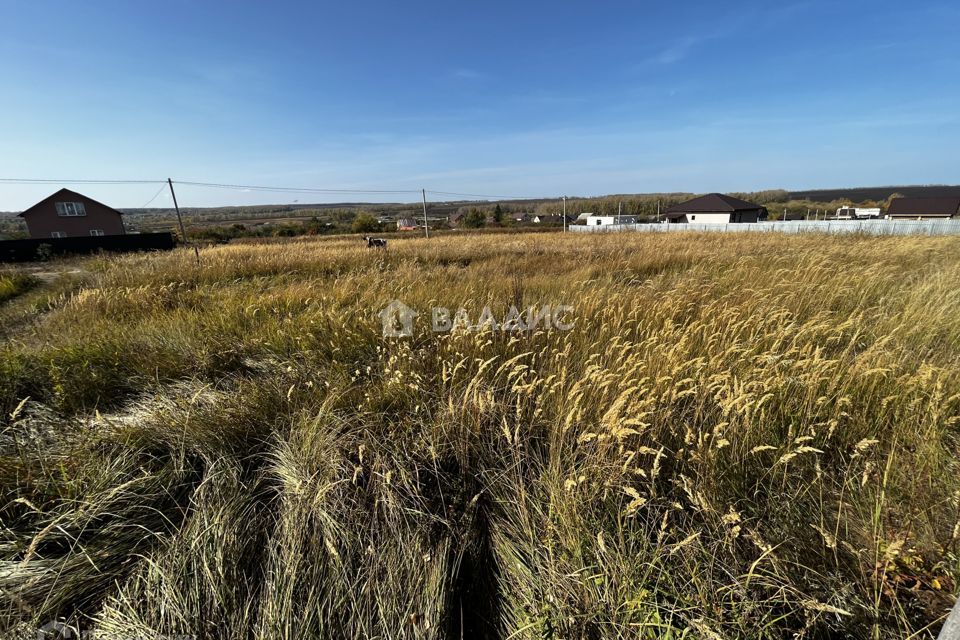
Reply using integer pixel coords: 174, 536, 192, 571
19, 188, 126, 239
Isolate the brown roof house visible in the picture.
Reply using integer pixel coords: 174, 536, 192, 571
886, 197, 960, 220
665, 193, 767, 224
532, 214, 573, 225
19, 188, 126, 239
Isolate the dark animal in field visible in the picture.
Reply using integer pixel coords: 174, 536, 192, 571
364, 236, 387, 249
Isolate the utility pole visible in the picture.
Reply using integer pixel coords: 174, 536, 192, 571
562, 196, 567, 232
617, 201, 622, 225
421, 188, 429, 239
168, 178, 199, 265
657, 200, 661, 223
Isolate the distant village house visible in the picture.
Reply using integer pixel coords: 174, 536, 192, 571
19, 188, 126, 239
574, 212, 593, 224
885, 197, 960, 220
532, 214, 572, 224
397, 217, 418, 231
585, 213, 639, 226
664, 193, 766, 224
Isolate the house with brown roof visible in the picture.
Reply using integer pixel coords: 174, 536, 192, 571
19, 188, 126, 239
886, 197, 960, 220
664, 193, 767, 224
532, 214, 573, 225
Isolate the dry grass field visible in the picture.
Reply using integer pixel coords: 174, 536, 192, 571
1, 232, 959, 639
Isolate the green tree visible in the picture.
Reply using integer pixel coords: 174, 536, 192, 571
352, 214, 381, 234
462, 209, 487, 228
492, 204, 504, 224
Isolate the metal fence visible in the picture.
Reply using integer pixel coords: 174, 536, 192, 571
570, 219, 960, 237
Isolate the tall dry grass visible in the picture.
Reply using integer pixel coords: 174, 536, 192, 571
0, 272, 35, 305
1, 231, 959, 639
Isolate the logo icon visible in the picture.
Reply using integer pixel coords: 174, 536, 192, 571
379, 300, 418, 338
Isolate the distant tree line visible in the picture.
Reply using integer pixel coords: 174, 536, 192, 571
763, 192, 904, 221
186, 217, 346, 243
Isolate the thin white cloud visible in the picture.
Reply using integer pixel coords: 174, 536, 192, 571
452, 68, 485, 80
652, 36, 702, 65
640, 5, 812, 67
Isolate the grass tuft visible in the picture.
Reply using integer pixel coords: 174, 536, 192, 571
1, 232, 959, 638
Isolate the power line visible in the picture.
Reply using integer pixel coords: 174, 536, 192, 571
174, 180, 420, 195
0, 177, 554, 202
0, 177, 420, 196
0, 178, 165, 185
139, 184, 168, 208
426, 189, 542, 201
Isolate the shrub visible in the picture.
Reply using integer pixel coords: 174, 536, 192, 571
351, 213, 381, 234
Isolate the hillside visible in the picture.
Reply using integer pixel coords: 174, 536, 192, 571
788, 185, 960, 202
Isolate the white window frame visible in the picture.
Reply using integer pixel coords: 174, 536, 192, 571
89, 229, 105, 237
51, 231, 66, 238
55, 202, 87, 217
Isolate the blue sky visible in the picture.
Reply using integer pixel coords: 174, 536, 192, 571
0, 0, 958, 209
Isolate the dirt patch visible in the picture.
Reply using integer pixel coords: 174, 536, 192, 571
24, 268, 88, 284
